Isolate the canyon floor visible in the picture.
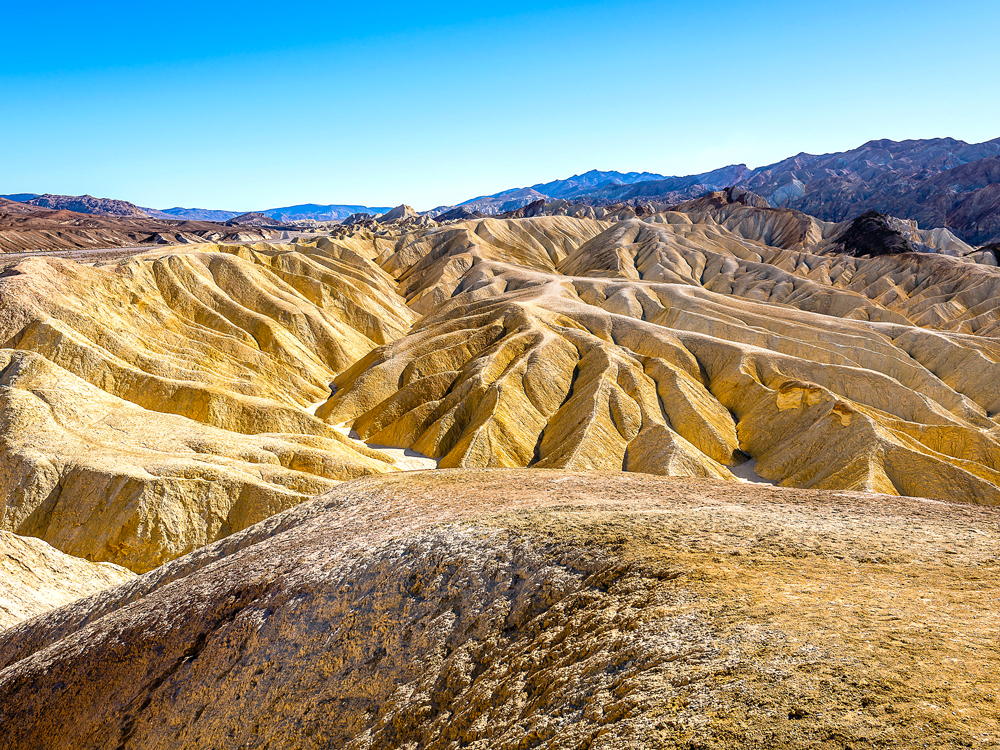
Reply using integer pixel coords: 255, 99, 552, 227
0, 191, 998, 747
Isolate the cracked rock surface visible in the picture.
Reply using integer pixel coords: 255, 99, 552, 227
1, 470, 997, 749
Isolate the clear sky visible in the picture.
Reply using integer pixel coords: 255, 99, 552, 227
2, 0, 998, 211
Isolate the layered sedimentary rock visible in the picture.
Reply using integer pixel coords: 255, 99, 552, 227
3, 201, 1000, 577
0, 241, 417, 571
321, 211, 1000, 505
0, 347, 395, 572
0, 471, 996, 749
0, 531, 133, 629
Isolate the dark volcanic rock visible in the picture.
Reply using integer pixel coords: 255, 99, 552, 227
981, 242, 1000, 264
674, 186, 772, 212
434, 206, 486, 222
833, 211, 919, 258
497, 198, 547, 219
225, 212, 285, 227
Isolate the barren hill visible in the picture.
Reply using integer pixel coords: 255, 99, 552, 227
23, 193, 150, 218
0, 205, 281, 254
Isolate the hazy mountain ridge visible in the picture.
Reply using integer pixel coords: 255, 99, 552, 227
529, 169, 670, 198
6, 136, 1000, 242
144, 206, 241, 222
2, 196, 391, 225
584, 164, 753, 203
457, 187, 551, 214
140, 203, 394, 223
442, 137, 1000, 244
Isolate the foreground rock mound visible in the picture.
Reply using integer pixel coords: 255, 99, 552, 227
0, 471, 996, 749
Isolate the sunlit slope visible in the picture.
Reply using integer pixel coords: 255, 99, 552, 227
0, 530, 134, 629
0, 242, 414, 428
322, 217, 1000, 504
0, 242, 415, 571
3, 207, 1000, 574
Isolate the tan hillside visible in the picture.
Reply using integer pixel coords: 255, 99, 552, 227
0, 531, 134, 629
0, 241, 418, 571
0, 471, 996, 749
0, 206, 999, 578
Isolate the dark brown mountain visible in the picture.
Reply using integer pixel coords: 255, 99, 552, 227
24, 193, 149, 218
225, 211, 286, 227
451, 137, 1000, 245
868, 156, 1000, 247
0, 205, 279, 253
740, 138, 1000, 245
434, 205, 486, 221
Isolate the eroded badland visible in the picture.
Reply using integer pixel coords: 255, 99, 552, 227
0, 189, 998, 748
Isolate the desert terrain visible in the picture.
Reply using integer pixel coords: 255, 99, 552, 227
0, 175, 998, 747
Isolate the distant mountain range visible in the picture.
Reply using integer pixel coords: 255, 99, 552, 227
450, 137, 1000, 245
455, 170, 679, 214
0, 195, 392, 224
5, 136, 1000, 243
145, 204, 393, 223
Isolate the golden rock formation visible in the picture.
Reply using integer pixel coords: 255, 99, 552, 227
0, 242, 416, 571
322, 214, 1000, 504
1, 471, 996, 748
2, 205, 1000, 579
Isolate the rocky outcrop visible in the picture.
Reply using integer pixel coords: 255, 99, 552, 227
225, 211, 285, 227
0, 470, 996, 749
829, 210, 923, 257
378, 204, 419, 223
497, 198, 547, 218
434, 206, 486, 222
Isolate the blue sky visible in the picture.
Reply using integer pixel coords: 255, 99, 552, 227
2, 0, 998, 210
